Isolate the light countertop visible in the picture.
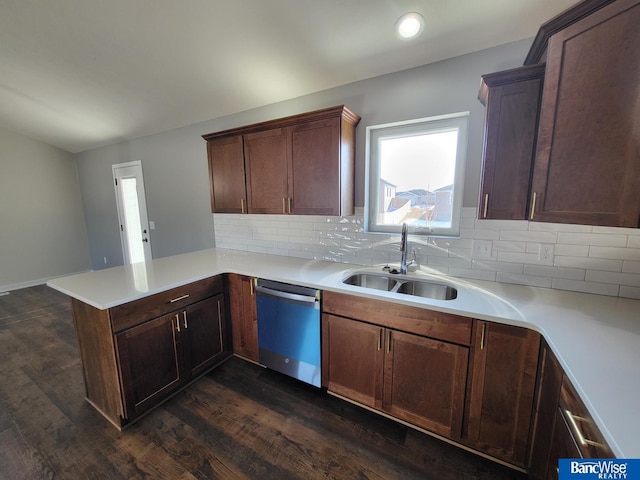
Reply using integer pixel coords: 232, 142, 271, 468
47, 247, 640, 458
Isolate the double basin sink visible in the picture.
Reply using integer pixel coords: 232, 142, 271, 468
343, 271, 457, 301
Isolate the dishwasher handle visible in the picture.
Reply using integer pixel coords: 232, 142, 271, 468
255, 285, 319, 305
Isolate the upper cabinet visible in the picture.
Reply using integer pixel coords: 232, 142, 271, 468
203, 105, 361, 216
206, 135, 246, 213
530, 0, 640, 226
478, 64, 545, 220
479, 0, 640, 227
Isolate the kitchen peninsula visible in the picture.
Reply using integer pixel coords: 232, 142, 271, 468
48, 247, 640, 467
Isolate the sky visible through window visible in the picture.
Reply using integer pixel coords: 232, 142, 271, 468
379, 129, 458, 192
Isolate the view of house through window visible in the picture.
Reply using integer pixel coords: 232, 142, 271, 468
365, 112, 468, 236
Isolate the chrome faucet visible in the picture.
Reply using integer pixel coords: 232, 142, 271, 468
400, 222, 415, 274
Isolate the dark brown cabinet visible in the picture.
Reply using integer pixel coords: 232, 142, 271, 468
115, 295, 226, 419
464, 320, 540, 466
206, 135, 246, 213
322, 292, 471, 439
528, 342, 564, 480
479, 0, 640, 228
115, 312, 183, 420
478, 64, 544, 220
203, 105, 360, 216
71, 276, 231, 428
244, 128, 290, 214
227, 273, 259, 361
530, 0, 640, 227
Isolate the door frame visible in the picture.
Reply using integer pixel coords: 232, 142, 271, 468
112, 160, 152, 264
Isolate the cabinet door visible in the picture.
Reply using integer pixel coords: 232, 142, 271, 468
528, 343, 564, 480
183, 295, 228, 378
244, 128, 290, 214
322, 314, 384, 409
465, 321, 540, 466
115, 313, 183, 420
228, 274, 258, 361
478, 65, 544, 220
207, 135, 247, 213
383, 330, 468, 439
290, 117, 344, 215
546, 408, 582, 480
531, 0, 640, 227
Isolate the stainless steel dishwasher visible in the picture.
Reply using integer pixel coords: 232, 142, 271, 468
255, 279, 321, 387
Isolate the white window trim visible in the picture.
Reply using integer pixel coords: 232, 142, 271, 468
364, 112, 469, 237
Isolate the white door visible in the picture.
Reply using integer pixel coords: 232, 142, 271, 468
113, 161, 152, 264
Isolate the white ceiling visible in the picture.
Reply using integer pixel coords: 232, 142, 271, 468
0, 0, 578, 153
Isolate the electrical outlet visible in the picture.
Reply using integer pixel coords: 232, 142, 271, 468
473, 240, 493, 259
538, 244, 554, 265
103, 256, 108, 264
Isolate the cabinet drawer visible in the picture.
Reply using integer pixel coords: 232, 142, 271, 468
322, 291, 472, 345
558, 376, 613, 459
110, 276, 224, 332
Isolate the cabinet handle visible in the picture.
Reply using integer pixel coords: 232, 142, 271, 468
530, 192, 537, 220
483, 193, 489, 218
174, 313, 180, 332
183, 311, 188, 329
241, 198, 245, 214
169, 294, 189, 303
387, 330, 392, 353
480, 323, 486, 350
282, 197, 286, 214
377, 329, 382, 351
287, 197, 292, 214
563, 409, 606, 449
250, 277, 256, 296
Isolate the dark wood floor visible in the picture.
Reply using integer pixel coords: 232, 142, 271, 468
0, 285, 527, 480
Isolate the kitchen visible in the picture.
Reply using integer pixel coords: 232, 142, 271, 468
2, 0, 640, 479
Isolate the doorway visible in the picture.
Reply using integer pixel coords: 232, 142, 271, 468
112, 161, 152, 264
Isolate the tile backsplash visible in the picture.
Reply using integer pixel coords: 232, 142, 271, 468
213, 207, 640, 299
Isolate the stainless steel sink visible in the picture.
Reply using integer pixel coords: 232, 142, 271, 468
342, 272, 457, 300
342, 273, 398, 291
395, 280, 457, 300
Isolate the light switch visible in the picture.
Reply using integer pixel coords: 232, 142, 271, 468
149, 221, 155, 230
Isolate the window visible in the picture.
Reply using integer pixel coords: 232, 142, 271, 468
365, 112, 468, 236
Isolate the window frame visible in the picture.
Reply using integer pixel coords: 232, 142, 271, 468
364, 112, 469, 236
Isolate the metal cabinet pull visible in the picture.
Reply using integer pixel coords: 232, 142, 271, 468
530, 192, 537, 220
377, 329, 382, 351
563, 409, 605, 449
174, 313, 180, 332
282, 197, 287, 214
169, 294, 189, 303
483, 193, 489, 218
250, 277, 257, 296
287, 197, 292, 214
183, 311, 188, 329
387, 330, 392, 353
241, 198, 245, 214
480, 323, 486, 350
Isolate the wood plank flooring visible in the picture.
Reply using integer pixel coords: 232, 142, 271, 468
0, 285, 527, 479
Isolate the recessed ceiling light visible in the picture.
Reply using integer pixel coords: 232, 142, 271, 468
395, 12, 425, 40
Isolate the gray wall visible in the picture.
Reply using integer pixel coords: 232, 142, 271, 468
76, 39, 530, 270
0, 127, 90, 290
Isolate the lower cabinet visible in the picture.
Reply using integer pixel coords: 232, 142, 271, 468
227, 273, 259, 361
322, 291, 546, 468
116, 295, 227, 419
71, 276, 231, 428
322, 292, 472, 440
323, 314, 469, 439
528, 342, 614, 479
464, 321, 541, 466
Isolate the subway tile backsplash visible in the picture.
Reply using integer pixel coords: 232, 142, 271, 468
213, 207, 640, 300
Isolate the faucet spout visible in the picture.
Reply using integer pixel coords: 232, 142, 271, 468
400, 222, 413, 274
